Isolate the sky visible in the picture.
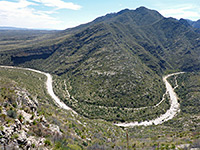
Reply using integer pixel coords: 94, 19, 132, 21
0, 0, 200, 30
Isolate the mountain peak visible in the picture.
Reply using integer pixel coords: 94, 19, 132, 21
117, 8, 130, 15
135, 6, 163, 17
64, 7, 164, 33
135, 6, 149, 11
179, 18, 191, 27
103, 6, 163, 26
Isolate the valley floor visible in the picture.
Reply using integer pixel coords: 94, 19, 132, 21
0, 66, 184, 128
115, 72, 184, 127
0, 66, 199, 149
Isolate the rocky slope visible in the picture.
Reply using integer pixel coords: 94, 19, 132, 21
0, 67, 126, 149
0, 62, 199, 149
0, 81, 62, 149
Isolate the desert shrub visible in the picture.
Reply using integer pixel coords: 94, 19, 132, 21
44, 139, 52, 146
67, 144, 82, 150
7, 109, 17, 118
18, 114, 24, 123
11, 133, 19, 140
0, 126, 4, 131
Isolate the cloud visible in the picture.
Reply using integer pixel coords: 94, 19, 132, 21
0, 0, 62, 29
32, 0, 81, 10
0, 0, 81, 29
0, 0, 35, 10
159, 4, 200, 20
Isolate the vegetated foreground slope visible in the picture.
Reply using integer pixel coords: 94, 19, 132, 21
0, 65, 199, 149
169, 72, 200, 116
0, 68, 125, 149
0, 7, 200, 121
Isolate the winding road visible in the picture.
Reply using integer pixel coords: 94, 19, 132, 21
115, 72, 184, 127
0, 66, 76, 114
0, 66, 184, 127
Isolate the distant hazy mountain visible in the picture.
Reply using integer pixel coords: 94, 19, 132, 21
0, 26, 58, 31
186, 19, 200, 28
0, 26, 31, 30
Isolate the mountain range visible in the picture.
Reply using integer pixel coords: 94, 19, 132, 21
0, 6, 199, 149
0, 6, 199, 121
1, 7, 200, 72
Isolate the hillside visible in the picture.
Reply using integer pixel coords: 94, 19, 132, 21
0, 68, 125, 149
0, 6, 199, 149
1, 7, 200, 72
0, 7, 199, 121
0, 66, 199, 149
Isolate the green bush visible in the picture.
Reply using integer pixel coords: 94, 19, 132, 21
67, 144, 82, 150
7, 109, 17, 118
11, 133, 19, 139
44, 139, 52, 146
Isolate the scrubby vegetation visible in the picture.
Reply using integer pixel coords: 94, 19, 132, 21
0, 7, 200, 123
53, 75, 168, 122
0, 67, 125, 149
0, 68, 199, 149
0, 6, 199, 149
